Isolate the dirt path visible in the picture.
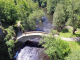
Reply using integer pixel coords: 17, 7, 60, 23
54, 35, 80, 41
61, 37, 80, 41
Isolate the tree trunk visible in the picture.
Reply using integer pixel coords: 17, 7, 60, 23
73, 28, 76, 34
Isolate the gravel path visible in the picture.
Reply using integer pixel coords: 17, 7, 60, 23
61, 37, 80, 41
54, 35, 80, 41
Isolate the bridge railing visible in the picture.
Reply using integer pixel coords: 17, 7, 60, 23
23, 31, 49, 34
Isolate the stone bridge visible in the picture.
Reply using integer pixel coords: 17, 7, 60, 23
17, 31, 49, 42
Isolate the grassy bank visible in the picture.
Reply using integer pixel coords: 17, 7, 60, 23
59, 26, 80, 37
68, 41, 80, 52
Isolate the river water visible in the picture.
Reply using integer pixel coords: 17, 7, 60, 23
15, 8, 53, 60
36, 8, 53, 33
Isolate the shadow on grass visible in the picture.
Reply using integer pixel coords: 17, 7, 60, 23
74, 34, 80, 37
76, 41, 80, 46
61, 28, 69, 33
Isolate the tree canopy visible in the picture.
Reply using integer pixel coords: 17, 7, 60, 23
53, 3, 65, 32
66, 0, 80, 34
0, 0, 19, 26
40, 34, 70, 60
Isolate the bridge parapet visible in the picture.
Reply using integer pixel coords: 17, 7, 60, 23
23, 31, 48, 34
17, 31, 49, 42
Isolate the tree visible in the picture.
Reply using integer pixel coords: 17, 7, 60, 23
28, 10, 45, 29
66, 0, 80, 34
38, 0, 47, 7
18, 0, 39, 12
47, 0, 60, 14
21, 10, 45, 30
0, 0, 19, 26
17, 0, 44, 31
40, 34, 70, 60
53, 3, 65, 32
5, 26, 16, 59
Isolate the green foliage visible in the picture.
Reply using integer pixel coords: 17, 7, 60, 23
47, 0, 60, 14
53, 3, 65, 32
6, 40, 15, 59
0, 0, 44, 59
60, 28, 72, 37
5, 26, 15, 41
0, 1, 5, 16
21, 10, 45, 30
61, 28, 69, 33
65, 41, 80, 60
0, 0, 43, 31
0, 41, 10, 60
13, 25, 18, 35
60, 27, 80, 37
68, 41, 80, 52
66, 0, 80, 34
52, 0, 80, 34
39, 0, 47, 7
4, 26, 16, 59
53, 3, 65, 27
33, 0, 46, 7
65, 50, 80, 60
0, 26, 6, 35
40, 34, 70, 60
6, 40, 15, 48
50, 29, 58, 34
17, 0, 41, 31
0, 0, 19, 26
28, 10, 44, 23
35, 0, 61, 14
28, 10, 44, 30
18, 0, 39, 12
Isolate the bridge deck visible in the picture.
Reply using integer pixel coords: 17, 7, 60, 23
17, 31, 49, 42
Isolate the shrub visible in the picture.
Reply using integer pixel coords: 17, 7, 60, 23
61, 28, 69, 33
13, 25, 18, 36
40, 34, 70, 60
5, 26, 16, 59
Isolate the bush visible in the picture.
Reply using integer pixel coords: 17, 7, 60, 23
61, 28, 69, 33
40, 34, 70, 60
5, 26, 16, 59
0, 0, 19, 26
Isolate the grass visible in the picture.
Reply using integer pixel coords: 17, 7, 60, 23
64, 41, 80, 60
68, 41, 80, 52
59, 27, 80, 37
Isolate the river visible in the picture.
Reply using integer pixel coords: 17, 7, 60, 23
14, 8, 53, 60
36, 8, 53, 33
